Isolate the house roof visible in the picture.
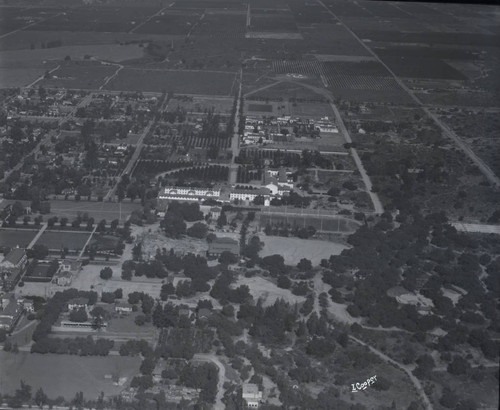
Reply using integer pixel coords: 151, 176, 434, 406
208, 237, 240, 255
0, 301, 22, 318
1, 248, 26, 266
68, 297, 89, 306
242, 383, 260, 395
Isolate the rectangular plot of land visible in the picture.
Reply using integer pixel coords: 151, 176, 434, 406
248, 103, 273, 112
0, 229, 38, 248
105, 68, 237, 96
37, 231, 91, 252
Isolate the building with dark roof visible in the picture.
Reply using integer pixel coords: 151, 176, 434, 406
207, 237, 240, 257
0, 247, 27, 290
0, 300, 23, 331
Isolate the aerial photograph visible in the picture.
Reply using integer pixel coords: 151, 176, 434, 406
0, 0, 498, 409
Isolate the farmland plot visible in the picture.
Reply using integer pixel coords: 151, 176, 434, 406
36, 231, 91, 252
38, 62, 117, 90
191, 12, 246, 38
105, 68, 238, 96
134, 11, 202, 35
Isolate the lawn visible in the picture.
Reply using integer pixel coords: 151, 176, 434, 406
258, 235, 348, 265
36, 231, 91, 252
0, 351, 140, 399
0, 228, 38, 248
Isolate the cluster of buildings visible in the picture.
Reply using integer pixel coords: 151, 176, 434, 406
158, 168, 294, 206
242, 115, 338, 146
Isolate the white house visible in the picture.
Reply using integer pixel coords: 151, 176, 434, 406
242, 383, 262, 408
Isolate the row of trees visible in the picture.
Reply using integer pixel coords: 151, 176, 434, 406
31, 336, 114, 356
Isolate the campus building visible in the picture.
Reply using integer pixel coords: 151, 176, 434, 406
0, 247, 28, 290
159, 186, 221, 202
0, 299, 23, 331
242, 383, 263, 408
207, 237, 240, 257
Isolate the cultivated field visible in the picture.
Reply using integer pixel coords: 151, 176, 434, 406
258, 235, 348, 265
105, 68, 238, 96
0, 351, 140, 399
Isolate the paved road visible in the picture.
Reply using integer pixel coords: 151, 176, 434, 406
316, 0, 500, 189
350, 335, 433, 410
193, 353, 226, 409
26, 223, 47, 249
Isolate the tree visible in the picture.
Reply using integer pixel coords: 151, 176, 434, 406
219, 251, 238, 265
99, 267, 113, 280
447, 356, 469, 375
187, 222, 208, 239
29, 244, 49, 260
297, 258, 312, 271
69, 307, 88, 323
277, 275, 291, 289
34, 387, 48, 408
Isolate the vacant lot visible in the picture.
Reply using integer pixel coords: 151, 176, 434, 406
258, 235, 348, 265
0, 228, 37, 248
105, 68, 238, 96
0, 351, 140, 399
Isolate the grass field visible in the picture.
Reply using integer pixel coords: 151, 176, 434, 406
36, 231, 91, 252
0, 351, 140, 399
19, 200, 142, 222
105, 68, 238, 95
258, 235, 348, 265
0, 228, 38, 248
259, 213, 360, 234
39, 62, 117, 89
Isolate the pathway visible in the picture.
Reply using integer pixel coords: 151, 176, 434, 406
26, 223, 47, 249
193, 353, 226, 409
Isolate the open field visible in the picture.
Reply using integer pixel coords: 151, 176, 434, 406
0, 67, 53, 88
0, 44, 144, 67
36, 230, 91, 252
38, 62, 117, 89
0, 228, 38, 248
259, 213, 360, 234
258, 235, 348, 265
0, 351, 140, 399
105, 68, 238, 95
0, 30, 171, 51
27, 6, 159, 33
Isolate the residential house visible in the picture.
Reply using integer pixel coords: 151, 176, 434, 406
115, 303, 133, 314
67, 297, 89, 311
242, 383, 262, 408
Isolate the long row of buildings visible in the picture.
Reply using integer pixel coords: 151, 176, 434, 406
158, 168, 294, 206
